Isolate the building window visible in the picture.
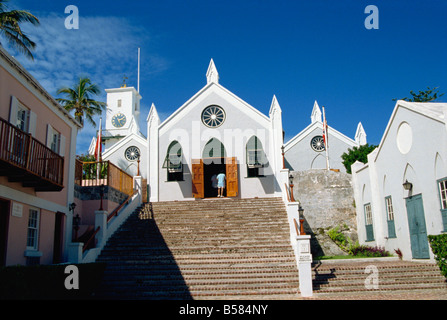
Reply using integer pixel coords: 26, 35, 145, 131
27, 208, 40, 250
117, 99, 122, 107
364, 203, 374, 241
385, 196, 397, 238
50, 130, 61, 154
438, 178, 447, 231
163, 141, 183, 181
16, 103, 29, 132
201, 105, 226, 128
246, 136, 266, 177
310, 135, 325, 152
125, 146, 140, 161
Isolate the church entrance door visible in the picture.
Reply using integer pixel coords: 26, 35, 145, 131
192, 157, 238, 199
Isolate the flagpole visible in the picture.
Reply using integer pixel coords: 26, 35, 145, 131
98, 117, 102, 162
322, 106, 330, 171
95, 117, 102, 182
137, 47, 140, 93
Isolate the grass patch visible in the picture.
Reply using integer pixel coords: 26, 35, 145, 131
0, 263, 106, 300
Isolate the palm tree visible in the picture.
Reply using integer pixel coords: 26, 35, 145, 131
0, 0, 39, 60
57, 77, 106, 127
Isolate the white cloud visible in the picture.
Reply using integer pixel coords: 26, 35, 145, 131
3, 12, 168, 154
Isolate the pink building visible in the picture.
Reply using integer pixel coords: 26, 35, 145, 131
0, 46, 81, 266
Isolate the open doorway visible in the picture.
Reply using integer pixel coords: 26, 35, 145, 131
0, 199, 10, 266
203, 158, 226, 198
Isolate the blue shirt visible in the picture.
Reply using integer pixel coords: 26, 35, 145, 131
217, 173, 226, 187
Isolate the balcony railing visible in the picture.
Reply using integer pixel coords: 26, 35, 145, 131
0, 117, 64, 191
75, 159, 134, 196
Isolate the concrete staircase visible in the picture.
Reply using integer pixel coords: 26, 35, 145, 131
94, 197, 300, 300
311, 258, 447, 298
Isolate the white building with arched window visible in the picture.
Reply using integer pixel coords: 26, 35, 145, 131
147, 59, 284, 201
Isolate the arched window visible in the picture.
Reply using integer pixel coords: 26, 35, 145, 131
246, 136, 267, 177
163, 141, 183, 181
202, 138, 226, 164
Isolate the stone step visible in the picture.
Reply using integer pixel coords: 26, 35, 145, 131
310, 260, 447, 294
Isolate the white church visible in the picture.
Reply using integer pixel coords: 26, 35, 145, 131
90, 59, 367, 202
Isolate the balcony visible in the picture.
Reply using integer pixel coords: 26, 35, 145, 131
0, 117, 64, 192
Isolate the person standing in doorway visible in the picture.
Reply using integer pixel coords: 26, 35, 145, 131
211, 174, 218, 197
217, 171, 226, 197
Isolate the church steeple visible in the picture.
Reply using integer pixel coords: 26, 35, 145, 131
311, 100, 322, 123
206, 59, 219, 84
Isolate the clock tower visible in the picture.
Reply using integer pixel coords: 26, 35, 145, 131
102, 85, 142, 150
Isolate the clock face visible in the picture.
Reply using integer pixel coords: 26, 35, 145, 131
112, 113, 126, 128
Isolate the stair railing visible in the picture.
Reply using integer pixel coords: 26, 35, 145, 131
107, 189, 138, 223
82, 226, 100, 253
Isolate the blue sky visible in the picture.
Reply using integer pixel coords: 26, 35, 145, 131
3, 0, 447, 154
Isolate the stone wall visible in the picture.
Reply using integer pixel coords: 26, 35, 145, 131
290, 170, 358, 257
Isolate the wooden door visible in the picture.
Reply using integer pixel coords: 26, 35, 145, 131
191, 159, 204, 198
226, 157, 238, 197
406, 194, 430, 259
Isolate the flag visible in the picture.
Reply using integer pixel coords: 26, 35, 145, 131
94, 118, 102, 161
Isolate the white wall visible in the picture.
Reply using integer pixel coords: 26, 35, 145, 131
285, 123, 357, 173
352, 103, 447, 260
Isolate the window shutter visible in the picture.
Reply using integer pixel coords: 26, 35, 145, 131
46, 124, 53, 148
28, 111, 37, 137
59, 135, 66, 157
9, 96, 19, 125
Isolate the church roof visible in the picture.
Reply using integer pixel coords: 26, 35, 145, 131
373, 100, 447, 162
158, 59, 271, 133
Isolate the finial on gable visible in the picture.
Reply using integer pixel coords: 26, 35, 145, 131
355, 122, 367, 146
206, 59, 219, 84
269, 94, 282, 116
311, 100, 322, 123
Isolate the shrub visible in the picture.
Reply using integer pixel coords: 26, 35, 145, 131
350, 245, 391, 258
428, 234, 447, 279
327, 225, 355, 253
327, 225, 391, 258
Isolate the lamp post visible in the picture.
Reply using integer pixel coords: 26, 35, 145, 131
403, 179, 413, 191
137, 155, 141, 176
289, 173, 295, 202
70, 202, 80, 241
298, 205, 305, 235
99, 184, 105, 211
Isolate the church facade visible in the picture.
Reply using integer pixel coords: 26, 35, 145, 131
93, 60, 366, 202
284, 101, 366, 173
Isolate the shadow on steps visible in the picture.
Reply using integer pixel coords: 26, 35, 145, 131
94, 214, 193, 300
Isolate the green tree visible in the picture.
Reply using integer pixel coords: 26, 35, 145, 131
57, 77, 106, 127
341, 143, 378, 174
393, 86, 444, 102
0, 0, 39, 60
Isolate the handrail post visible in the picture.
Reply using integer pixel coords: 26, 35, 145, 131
95, 209, 108, 248
294, 234, 313, 297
